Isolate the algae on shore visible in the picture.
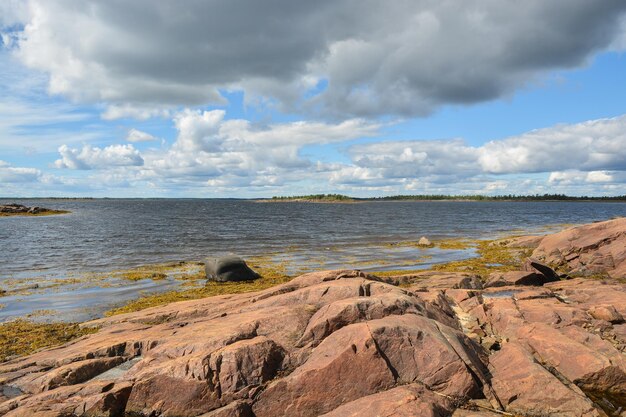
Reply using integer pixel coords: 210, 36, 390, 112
105, 257, 292, 316
105, 238, 527, 315
0, 320, 97, 362
431, 239, 532, 278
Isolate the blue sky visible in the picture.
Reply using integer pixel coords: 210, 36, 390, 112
1, 1, 626, 197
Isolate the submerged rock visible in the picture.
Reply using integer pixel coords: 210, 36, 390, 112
205, 256, 260, 282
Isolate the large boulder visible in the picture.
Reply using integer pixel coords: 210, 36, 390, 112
205, 256, 260, 282
532, 217, 626, 279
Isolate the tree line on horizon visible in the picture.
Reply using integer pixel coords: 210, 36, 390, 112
270, 193, 626, 201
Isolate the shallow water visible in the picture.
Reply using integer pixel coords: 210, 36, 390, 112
1, 199, 625, 321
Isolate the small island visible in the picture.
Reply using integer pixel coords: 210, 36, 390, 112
258, 194, 357, 203
0, 203, 70, 217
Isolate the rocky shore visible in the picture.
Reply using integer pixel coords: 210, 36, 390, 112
0, 204, 69, 217
0, 218, 625, 416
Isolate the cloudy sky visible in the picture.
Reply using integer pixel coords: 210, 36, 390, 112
1, 0, 626, 197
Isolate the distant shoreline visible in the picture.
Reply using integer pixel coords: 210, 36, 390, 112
2, 194, 626, 203
256, 193, 626, 203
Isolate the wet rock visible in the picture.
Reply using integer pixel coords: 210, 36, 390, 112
205, 256, 260, 282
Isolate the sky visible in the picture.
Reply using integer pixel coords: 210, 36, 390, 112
1, 1, 626, 198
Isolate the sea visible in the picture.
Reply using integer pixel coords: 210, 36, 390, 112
1, 199, 626, 322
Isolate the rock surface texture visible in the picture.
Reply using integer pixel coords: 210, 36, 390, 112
1, 218, 625, 416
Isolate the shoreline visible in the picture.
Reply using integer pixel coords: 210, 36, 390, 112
0, 221, 589, 325
0, 221, 591, 349
1, 217, 624, 415
255, 198, 626, 204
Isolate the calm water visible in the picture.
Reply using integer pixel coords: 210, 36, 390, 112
1, 199, 625, 321
2, 199, 626, 279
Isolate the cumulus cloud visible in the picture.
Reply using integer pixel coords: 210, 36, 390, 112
8, 0, 626, 117
331, 115, 626, 187
548, 170, 626, 185
479, 116, 626, 173
142, 109, 381, 187
55, 144, 144, 169
46, 113, 626, 194
126, 128, 157, 143
0, 159, 40, 182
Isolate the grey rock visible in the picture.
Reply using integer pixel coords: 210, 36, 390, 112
522, 258, 561, 283
205, 256, 260, 282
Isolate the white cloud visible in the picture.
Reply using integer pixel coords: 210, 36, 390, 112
333, 115, 626, 189
126, 128, 157, 143
0, 160, 41, 183
8, 0, 626, 117
141, 109, 381, 187
101, 105, 170, 121
55, 144, 144, 170
586, 171, 614, 183
549, 170, 624, 185
0, 0, 28, 29
479, 116, 626, 173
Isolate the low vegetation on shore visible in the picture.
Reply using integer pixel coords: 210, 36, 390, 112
260, 193, 626, 202
0, 320, 97, 362
105, 257, 292, 316
262, 194, 356, 202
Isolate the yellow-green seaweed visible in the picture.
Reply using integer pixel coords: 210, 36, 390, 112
0, 320, 97, 362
